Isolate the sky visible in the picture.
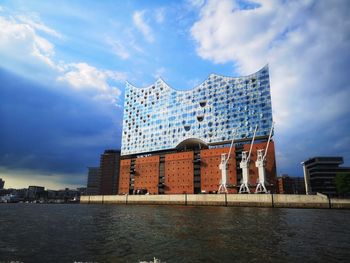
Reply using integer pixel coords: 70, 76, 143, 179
0, 0, 349, 190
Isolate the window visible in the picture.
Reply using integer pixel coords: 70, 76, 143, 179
197, 115, 204, 122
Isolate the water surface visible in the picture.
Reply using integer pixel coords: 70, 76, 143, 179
0, 204, 349, 262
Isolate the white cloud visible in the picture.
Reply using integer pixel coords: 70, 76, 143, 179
57, 62, 126, 103
155, 8, 165, 24
191, 0, 350, 172
106, 37, 130, 60
16, 15, 62, 38
58, 63, 109, 91
133, 10, 154, 43
0, 15, 56, 69
187, 0, 206, 9
0, 14, 126, 104
153, 67, 166, 79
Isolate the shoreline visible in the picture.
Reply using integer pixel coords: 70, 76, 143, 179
80, 193, 350, 209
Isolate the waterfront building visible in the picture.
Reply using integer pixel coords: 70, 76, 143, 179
56, 188, 80, 200
277, 175, 306, 194
86, 167, 101, 195
100, 150, 121, 195
0, 178, 4, 189
77, 187, 87, 196
302, 156, 350, 195
14, 188, 28, 199
46, 188, 82, 201
119, 65, 277, 194
47, 190, 58, 199
27, 186, 45, 200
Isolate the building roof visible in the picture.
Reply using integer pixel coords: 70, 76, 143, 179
301, 156, 344, 166
121, 65, 273, 156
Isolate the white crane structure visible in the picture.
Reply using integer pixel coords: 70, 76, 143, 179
239, 125, 258, 194
255, 122, 275, 194
218, 130, 237, 194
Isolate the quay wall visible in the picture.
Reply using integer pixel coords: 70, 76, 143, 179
80, 194, 350, 209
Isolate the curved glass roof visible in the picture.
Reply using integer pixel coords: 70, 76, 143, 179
121, 65, 273, 156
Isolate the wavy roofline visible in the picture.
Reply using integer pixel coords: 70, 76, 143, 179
125, 64, 269, 92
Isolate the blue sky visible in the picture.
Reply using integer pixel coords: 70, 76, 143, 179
0, 0, 349, 189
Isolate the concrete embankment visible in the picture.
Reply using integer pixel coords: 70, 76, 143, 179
80, 194, 350, 209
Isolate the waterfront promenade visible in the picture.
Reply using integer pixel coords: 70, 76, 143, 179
81, 193, 350, 209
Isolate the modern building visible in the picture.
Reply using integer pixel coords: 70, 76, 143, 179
277, 175, 305, 194
0, 178, 4, 190
86, 167, 101, 195
100, 150, 121, 195
119, 65, 277, 194
302, 157, 350, 195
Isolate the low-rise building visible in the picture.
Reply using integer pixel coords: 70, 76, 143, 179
86, 167, 100, 195
27, 186, 45, 200
277, 175, 305, 194
302, 157, 350, 195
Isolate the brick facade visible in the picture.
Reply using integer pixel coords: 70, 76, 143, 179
164, 151, 194, 194
200, 147, 237, 194
118, 159, 131, 194
243, 141, 277, 192
134, 156, 160, 194
117, 142, 277, 194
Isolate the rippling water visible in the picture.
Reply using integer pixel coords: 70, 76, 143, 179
0, 204, 350, 262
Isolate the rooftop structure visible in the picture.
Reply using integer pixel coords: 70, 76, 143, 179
121, 65, 273, 156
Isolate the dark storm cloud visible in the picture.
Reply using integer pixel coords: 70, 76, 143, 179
275, 114, 350, 176
0, 68, 123, 181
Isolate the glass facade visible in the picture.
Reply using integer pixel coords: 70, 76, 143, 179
121, 65, 273, 156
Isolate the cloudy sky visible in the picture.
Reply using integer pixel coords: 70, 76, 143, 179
0, 0, 349, 189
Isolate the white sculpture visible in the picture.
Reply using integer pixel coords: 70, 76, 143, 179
218, 130, 237, 194
239, 125, 258, 194
255, 122, 274, 193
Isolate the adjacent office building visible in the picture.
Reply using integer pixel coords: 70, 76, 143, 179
119, 65, 277, 194
302, 156, 350, 195
100, 150, 121, 195
86, 167, 100, 195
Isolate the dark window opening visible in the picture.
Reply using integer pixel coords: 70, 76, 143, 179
197, 115, 204, 122
199, 101, 207, 107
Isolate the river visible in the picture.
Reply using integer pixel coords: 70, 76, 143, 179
0, 204, 349, 262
